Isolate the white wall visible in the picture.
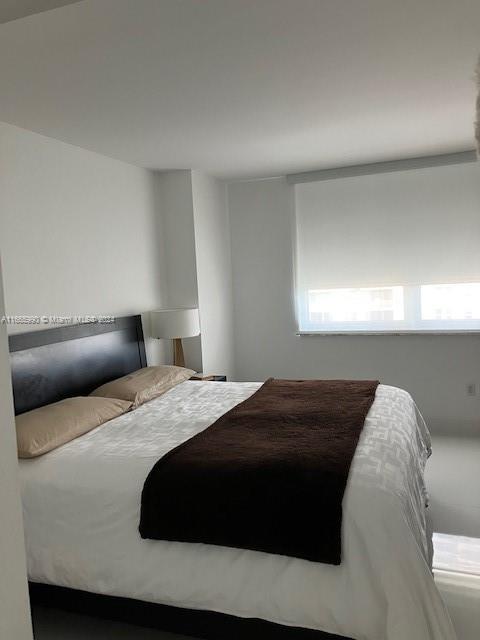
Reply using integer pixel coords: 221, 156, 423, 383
192, 171, 234, 379
0, 125, 234, 376
155, 170, 202, 371
0, 257, 33, 640
228, 177, 480, 436
0, 122, 168, 364
155, 169, 234, 377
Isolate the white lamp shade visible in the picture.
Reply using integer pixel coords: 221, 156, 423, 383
150, 308, 200, 339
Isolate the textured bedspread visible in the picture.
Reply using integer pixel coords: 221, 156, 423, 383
140, 378, 379, 564
19, 381, 455, 640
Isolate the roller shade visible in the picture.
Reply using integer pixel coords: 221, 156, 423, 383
294, 161, 480, 332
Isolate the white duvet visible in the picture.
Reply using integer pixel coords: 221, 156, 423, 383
19, 381, 455, 640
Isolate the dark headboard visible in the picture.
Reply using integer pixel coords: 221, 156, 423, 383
9, 315, 147, 415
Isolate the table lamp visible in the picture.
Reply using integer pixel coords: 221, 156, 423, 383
150, 308, 200, 368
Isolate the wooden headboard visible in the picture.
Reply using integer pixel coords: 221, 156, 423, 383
9, 315, 146, 415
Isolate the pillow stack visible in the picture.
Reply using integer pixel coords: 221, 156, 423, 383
16, 396, 132, 458
90, 365, 194, 408
16, 365, 194, 458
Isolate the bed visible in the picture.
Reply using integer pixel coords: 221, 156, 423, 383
10, 316, 456, 640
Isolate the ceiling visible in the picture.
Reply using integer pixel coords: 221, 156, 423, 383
0, 0, 478, 179
0, 0, 83, 24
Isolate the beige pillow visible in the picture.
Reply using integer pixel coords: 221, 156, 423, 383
90, 365, 195, 407
16, 396, 132, 459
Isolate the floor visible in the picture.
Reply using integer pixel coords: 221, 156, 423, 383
426, 436, 480, 538
32, 435, 480, 640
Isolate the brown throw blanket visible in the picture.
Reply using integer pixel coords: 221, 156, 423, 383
140, 378, 379, 564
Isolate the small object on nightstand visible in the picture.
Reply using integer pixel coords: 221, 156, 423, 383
190, 373, 227, 382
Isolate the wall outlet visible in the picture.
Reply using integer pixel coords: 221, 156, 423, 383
466, 383, 477, 397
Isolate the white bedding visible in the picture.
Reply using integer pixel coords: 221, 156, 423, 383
19, 381, 455, 640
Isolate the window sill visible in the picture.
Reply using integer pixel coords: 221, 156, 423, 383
296, 330, 480, 336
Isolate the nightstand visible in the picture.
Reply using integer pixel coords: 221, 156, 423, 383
190, 373, 227, 382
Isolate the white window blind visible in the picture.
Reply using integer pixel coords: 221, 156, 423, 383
294, 162, 480, 332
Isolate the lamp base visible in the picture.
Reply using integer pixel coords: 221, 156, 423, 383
173, 338, 185, 368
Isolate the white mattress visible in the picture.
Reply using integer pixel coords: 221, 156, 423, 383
19, 381, 456, 640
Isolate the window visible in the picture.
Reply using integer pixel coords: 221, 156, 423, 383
301, 283, 480, 332
294, 162, 480, 333
420, 283, 480, 321
307, 286, 404, 327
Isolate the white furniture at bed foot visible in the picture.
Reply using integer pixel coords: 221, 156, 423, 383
433, 533, 480, 640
